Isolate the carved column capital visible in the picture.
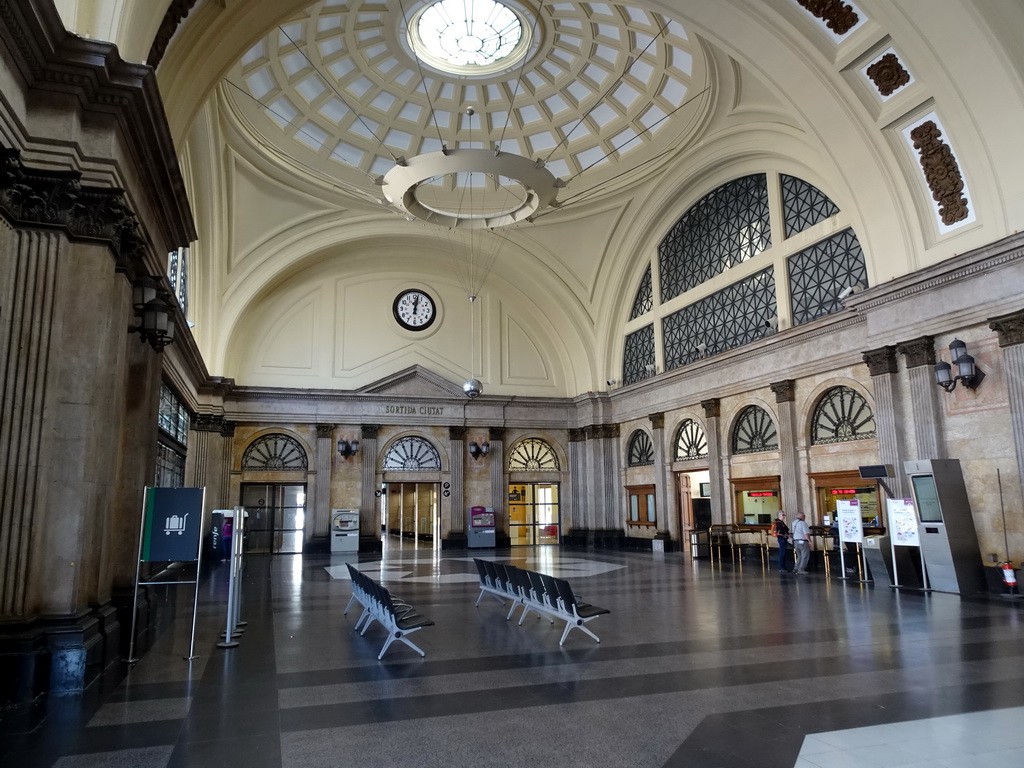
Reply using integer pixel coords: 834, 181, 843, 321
990, 310, 1024, 348
896, 336, 935, 368
701, 398, 720, 419
568, 428, 586, 443
192, 414, 224, 433
770, 379, 796, 403
361, 424, 379, 440
488, 427, 506, 442
649, 412, 665, 430
316, 424, 335, 439
863, 346, 898, 376
449, 426, 466, 440
220, 421, 236, 437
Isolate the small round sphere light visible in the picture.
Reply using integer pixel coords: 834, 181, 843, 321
463, 378, 483, 398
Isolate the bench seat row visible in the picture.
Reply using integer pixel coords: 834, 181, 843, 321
344, 563, 434, 660
473, 558, 611, 645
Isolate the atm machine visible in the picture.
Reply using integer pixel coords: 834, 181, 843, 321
904, 459, 985, 595
331, 509, 360, 553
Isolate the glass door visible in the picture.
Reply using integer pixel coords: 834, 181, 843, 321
240, 483, 306, 554
508, 483, 560, 545
382, 483, 439, 542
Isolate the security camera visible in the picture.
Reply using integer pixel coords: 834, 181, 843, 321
606, 379, 616, 386
463, 378, 482, 398
838, 284, 863, 300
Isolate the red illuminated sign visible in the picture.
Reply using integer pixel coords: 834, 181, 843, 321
831, 489, 857, 495
747, 491, 776, 497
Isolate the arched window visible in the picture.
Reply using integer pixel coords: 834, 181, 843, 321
508, 438, 559, 471
811, 386, 876, 445
627, 430, 654, 466
382, 436, 441, 470
629, 264, 653, 319
674, 419, 708, 461
242, 433, 308, 470
732, 406, 778, 454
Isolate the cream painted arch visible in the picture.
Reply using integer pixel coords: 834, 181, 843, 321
221, 248, 590, 395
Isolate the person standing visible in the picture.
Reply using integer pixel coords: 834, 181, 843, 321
791, 511, 811, 574
771, 511, 790, 572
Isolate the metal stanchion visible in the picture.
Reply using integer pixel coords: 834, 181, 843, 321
217, 506, 246, 648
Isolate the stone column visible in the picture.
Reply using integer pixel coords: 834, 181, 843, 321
863, 346, 909, 498
488, 428, 508, 546
770, 379, 800, 512
582, 424, 622, 546
896, 336, 944, 460
359, 425, 380, 551
185, 414, 226, 530
314, 424, 335, 541
220, 421, 236, 508
990, 310, 1024, 495
567, 428, 587, 544
701, 399, 726, 524
649, 412, 672, 545
447, 426, 467, 548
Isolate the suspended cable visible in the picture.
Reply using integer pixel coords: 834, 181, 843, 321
562, 86, 710, 183
543, 15, 674, 164
397, 0, 446, 147
497, 0, 544, 149
276, 25, 400, 163
223, 79, 383, 196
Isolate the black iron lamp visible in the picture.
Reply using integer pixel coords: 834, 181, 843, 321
468, 441, 490, 460
129, 276, 176, 351
934, 338, 984, 392
337, 438, 360, 459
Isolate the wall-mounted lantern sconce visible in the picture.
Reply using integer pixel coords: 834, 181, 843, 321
934, 338, 985, 392
468, 441, 490, 460
337, 438, 360, 458
128, 276, 176, 351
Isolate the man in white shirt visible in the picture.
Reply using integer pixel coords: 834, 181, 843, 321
791, 511, 811, 574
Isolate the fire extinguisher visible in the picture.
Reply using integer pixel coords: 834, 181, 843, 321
1001, 561, 1017, 587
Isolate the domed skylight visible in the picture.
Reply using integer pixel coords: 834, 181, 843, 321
411, 0, 527, 72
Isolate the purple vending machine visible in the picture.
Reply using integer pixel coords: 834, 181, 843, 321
468, 506, 495, 548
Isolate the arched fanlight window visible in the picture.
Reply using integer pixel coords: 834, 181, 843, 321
674, 419, 708, 461
382, 436, 441, 470
508, 438, 559, 471
242, 433, 308, 470
731, 406, 778, 454
627, 430, 654, 466
811, 386, 877, 445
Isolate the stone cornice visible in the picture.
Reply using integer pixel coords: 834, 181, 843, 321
843, 232, 1024, 313
0, 0, 195, 246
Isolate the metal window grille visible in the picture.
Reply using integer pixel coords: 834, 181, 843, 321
780, 174, 840, 238
629, 264, 653, 319
508, 438, 559, 471
811, 386, 877, 445
382, 436, 441, 471
627, 430, 654, 466
658, 174, 771, 302
788, 228, 868, 325
622, 324, 655, 385
731, 406, 779, 454
242, 434, 309, 470
674, 418, 708, 460
662, 268, 776, 371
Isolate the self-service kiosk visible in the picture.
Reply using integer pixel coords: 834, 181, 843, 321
904, 459, 985, 594
468, 506, 496, 548
331, 509, 360, 553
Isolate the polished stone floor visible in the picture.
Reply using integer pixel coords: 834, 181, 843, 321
2, 540, 1024, 768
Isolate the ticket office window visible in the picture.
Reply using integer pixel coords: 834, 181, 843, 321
627, 485, 656, 526
819, 485, 881, 528
737, 490, 779, 525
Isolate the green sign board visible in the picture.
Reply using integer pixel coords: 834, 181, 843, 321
141, 487, 205, 562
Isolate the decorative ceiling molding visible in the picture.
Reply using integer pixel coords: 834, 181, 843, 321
909, 120, 969, 226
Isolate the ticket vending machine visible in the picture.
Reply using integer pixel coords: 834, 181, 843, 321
468, 506, 496, 548
331, 509, 360, 553
904, 459, 985, 595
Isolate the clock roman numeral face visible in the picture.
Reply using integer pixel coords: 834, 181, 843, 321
393, 290, 436, 330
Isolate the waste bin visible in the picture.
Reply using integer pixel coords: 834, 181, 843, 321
331, 509, 360, 553
689, 528, 709, 559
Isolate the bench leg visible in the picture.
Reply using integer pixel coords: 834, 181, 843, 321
559, 618, 601, 646
344, 594, 358, 615
353, 607, 370, 631
378, 628, 425, 660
